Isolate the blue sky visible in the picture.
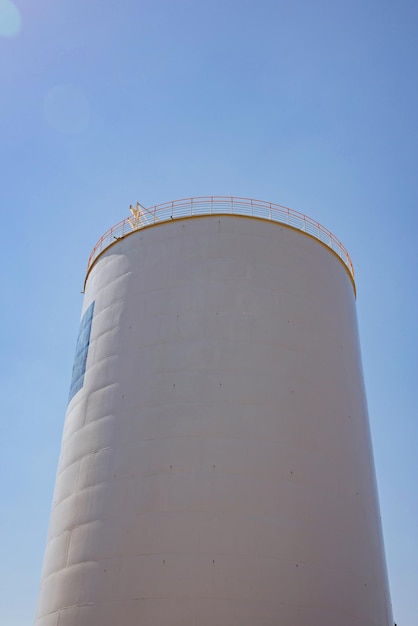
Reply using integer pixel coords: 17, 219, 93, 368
1, 0, 417, 624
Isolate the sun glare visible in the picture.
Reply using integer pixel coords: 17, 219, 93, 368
0, 0, 21, 38
44, 85, 91, 134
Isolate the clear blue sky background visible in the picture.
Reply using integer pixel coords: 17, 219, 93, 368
1, 0, 416, 624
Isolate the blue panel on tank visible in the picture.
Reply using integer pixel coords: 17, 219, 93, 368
68, 301, 95, 402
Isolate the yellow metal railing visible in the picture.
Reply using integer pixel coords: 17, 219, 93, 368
85, 196, 354, 285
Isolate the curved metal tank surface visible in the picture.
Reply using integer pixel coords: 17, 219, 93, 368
34, 210, 393, 626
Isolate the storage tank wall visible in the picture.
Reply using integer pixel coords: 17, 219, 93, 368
34, 215, 393, 626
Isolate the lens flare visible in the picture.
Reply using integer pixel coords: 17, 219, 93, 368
0, 0, 21, 38
44, 85, 90, 135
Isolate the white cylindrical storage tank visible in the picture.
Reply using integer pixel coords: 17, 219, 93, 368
34, 198, 393, 626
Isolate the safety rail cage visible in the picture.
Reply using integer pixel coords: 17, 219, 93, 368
85, 196, 355, 288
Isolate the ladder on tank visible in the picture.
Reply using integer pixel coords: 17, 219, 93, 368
128, 202, 156, 230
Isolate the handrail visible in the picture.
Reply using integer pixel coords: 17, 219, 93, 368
85, 196, 354, 286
